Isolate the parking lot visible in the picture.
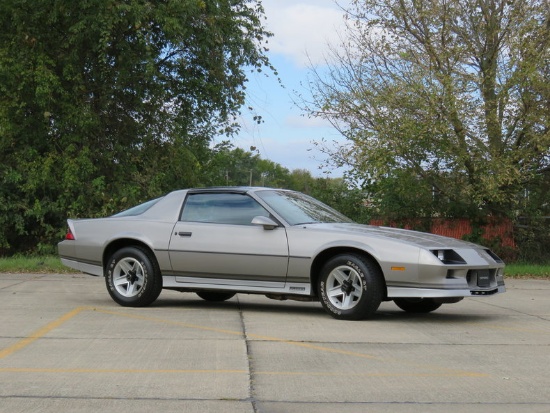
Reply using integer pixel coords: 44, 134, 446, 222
1, 273, 549, 412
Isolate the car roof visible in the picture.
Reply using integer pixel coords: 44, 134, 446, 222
182, 186, 286, 194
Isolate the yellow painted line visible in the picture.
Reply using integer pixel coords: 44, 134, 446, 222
0, 306, 89, 360
93, 308, 380, 360
0, 306, 492, 379
483, 324, 550, 334
256, 371, 489, 378
443, 320, 550, 335
0, 367, 488, 378
255, 339, 381, 360
93, 309, 490, 376
93, 308, 487, 377
93, 308, 244, 337
0, 367, 247, 374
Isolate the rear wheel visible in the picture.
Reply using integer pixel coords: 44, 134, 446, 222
393, 298, 442, 313
318, 254, 384, 320
196, 291, 236, 302
105, 246, 162, 307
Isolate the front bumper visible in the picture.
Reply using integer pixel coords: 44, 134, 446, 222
387, 283, 506, 298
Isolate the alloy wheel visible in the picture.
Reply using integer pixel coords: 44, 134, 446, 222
325, 265, 364, 310
112, 257, 145, 297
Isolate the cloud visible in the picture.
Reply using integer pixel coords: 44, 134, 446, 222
262, 1, 347, 67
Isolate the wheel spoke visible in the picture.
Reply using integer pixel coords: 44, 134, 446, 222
133, 269, 144, 290
328, 285, 343, 297
113, 275, 128, 286
118, 260, 134, 274
341, 293, 353, 308
126, 282, 136, 296
332, 268, 348, 284
135, 270, 144, 285
351, 278, 362, 292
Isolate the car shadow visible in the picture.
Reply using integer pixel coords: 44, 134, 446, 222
373, 309, 501, 323
150, 294, 498, 323
152, 294, 324, 315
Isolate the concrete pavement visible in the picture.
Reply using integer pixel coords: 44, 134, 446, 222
0, 273, 549, 412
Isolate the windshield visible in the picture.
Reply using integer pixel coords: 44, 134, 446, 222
112, 197, 162, 217
256, 190, 353, 225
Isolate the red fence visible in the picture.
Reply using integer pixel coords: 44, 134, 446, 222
369, 218, 515, 248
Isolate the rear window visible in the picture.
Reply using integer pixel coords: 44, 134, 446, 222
112, 197, 162, 217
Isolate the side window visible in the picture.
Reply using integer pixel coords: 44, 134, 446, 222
180, 193, 270, 225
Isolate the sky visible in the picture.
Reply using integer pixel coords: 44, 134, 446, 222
216, 0, 351, 177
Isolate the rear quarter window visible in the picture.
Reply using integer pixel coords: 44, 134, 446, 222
112, 197, 163, 217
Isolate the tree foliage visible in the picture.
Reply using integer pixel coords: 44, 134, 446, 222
0, 0, 274, 253
304, 0, 550, 220
201, 141, 292, 187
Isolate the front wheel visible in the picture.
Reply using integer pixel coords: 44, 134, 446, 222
105, 246, 162, 307
393, 298, 442, 313
318, 254, 384, 320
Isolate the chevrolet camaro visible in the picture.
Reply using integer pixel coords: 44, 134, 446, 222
58, 187, 506, 320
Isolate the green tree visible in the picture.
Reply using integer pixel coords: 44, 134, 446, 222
255, 158, 292, 188
284, 169, 371, 222
309, 178, 371, 223
0, 0, 273, 253
304, 0, 550, 220
202, 141, 292, 187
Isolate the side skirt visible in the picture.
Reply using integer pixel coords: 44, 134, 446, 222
162, 276, 312, 296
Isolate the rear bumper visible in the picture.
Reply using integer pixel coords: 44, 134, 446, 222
60, 258, 103, 277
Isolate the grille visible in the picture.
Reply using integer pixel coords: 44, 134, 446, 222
467, 269, 494, 289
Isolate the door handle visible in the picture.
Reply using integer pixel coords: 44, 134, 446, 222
176, 232, 192, 237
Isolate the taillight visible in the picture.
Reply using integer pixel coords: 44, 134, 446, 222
65, 229, 75, 240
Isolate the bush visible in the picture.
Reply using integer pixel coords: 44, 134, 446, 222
514, 217, 550, 263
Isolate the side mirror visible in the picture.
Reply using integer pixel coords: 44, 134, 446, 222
251, 216, 279, 230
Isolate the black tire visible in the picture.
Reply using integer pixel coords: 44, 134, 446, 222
105, 246, 162, 307
393, 298, 442, 313
196, 291, 236, 302
318, 254, 384, 320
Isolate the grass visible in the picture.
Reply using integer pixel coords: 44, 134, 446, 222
0, 255, 74, 274
0, 255, 548, 278
505, 263, 550, 279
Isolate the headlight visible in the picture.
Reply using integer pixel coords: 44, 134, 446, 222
484, 249, 504, 263
431, 249, 466, 264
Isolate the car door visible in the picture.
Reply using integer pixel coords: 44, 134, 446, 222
168, 192, 289, 287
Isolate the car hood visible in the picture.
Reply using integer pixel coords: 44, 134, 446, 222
303, 223, 480, 249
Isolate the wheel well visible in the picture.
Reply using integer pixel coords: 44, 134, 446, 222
102, 239, 156, 271
310, 247, 387, 299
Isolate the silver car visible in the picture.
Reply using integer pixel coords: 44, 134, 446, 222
58, 187, 505, 320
